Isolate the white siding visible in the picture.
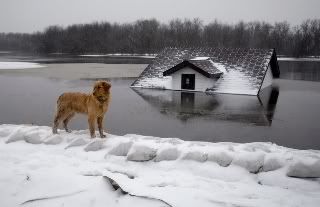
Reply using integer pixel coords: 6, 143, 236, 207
169, 67, 216, 92
260, 65, 273, 92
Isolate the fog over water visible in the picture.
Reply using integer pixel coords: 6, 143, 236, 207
1, 0, 320, 33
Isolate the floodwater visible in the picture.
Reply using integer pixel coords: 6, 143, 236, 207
0, 54, 320, 150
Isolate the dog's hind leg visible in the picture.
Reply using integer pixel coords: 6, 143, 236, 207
53, 113, 61, 134
63, 113, 75, 133
52, 108, 67, 134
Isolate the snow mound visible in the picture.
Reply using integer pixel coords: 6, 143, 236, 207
44, 134, 63, 145
127, 145, 157, 161
65, 137, 89, 149
207, 150, 234, 167
1, 124, 320, 179
24, 131, 43, 144
84, 139, 106, 152
232, 151, 265, 173
287, 159, 320, 178
154, 146, 180, 162
263, 154, 285, 172
182, 150, 208, 162
108, 141, 133, 156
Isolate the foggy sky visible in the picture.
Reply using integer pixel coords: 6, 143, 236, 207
1, 0, 319, 33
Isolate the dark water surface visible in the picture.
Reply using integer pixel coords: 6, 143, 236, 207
0, 54, 320, 150
0, 73, 319, 150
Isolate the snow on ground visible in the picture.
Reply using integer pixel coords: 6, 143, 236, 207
79, 54, 157, 58
0, 62, 46, 69
278, 57, 320, 62
1, 124, 320, 207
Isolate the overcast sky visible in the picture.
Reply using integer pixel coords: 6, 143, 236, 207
1, 0, 319, 33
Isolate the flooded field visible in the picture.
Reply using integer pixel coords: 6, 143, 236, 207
0, 54, 319, 150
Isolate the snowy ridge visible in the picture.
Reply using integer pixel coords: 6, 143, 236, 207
1, 124, 320, 207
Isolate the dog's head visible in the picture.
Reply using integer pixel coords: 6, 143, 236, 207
93, 81, 111, 102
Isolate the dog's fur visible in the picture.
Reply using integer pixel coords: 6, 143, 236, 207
52, 81, 111, 138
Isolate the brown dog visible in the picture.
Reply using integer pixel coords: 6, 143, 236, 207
52, 81, 111, 138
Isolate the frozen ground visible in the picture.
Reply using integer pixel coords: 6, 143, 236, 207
1, 124, 320, 207
0, 62, 45, 69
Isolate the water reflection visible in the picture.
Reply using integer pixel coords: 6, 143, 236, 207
132, 86, 279, 126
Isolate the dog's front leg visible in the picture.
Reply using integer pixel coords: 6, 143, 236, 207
88, 115, 96, 138
97, 116, 106, 138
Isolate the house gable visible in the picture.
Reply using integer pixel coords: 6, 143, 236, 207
163, 60, 222, 78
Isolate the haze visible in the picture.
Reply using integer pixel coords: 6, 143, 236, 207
1, 0, 319, 33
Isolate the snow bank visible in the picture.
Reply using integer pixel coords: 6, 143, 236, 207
1, 124, 320, 177
1, 124, 320, 207
0, 62, 46, 69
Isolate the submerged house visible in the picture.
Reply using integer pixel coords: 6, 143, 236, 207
131, 48, 279, 96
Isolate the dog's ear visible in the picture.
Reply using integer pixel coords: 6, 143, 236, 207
105, 82, 111, 90
93, 85, 98, 96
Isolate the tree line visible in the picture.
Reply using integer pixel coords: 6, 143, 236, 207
0, 18, 319, 57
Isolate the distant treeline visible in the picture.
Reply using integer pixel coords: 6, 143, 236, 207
0, 18, 319, 57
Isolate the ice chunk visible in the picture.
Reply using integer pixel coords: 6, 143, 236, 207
232, 152, 265, 173
287, 159, 320, 178
44, 134, 63, 145
154, 147, 180, 162
127, 145, 157, 161
207, 150, 233, 167
182, 150, 208, 162
108, 141, 133, 156
84, 139, 105, 152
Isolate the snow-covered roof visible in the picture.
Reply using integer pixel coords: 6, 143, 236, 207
131, 47, 280, 95
163, 59, 223, 78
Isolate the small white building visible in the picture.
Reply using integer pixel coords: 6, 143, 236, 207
163, 57, 223, 91
131, 48, 280, 96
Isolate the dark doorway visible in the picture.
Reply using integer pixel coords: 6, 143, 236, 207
181, 74, 195, 90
